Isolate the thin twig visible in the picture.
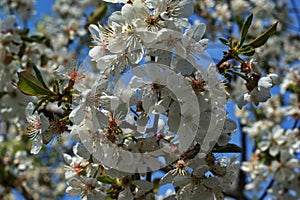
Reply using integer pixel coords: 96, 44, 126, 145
259, 179, 274, 200
146, 172, 151, 182
238, 120, 247, 195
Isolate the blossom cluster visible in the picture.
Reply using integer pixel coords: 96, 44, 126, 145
238, 67, 300, 199
0, 0, 299, 199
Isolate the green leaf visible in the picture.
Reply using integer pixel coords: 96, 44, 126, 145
17, 71, 53, 96
219, 38, 230, 46
213, 143, 243, 153
40, 54, 49, 67
240, 45, 255, 56
30, 35, 46, 42
20, 27, 29, 35
246, 22, 278, 48
20, 35, 45, 43
87, 4, 107, 26
97, 176, 115, 184
28, 60, 49, 89
238, 13, 253, 48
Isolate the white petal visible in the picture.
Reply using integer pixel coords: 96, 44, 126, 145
93, 109, 109, 129
30, 134, 43, 154
274, 169, 286, 182
128, 39, 144, 64
118, 187, 134, 200
69, 104, 85, 124
137, 30, 157, 43
129, 76, 146, 88
184, 24, 206, 44
40, 113, 50, 132
25, 102, 35, 117
114, 102, 129, 121
121, 4, 136, 23
73, 143, 90, 159
175, 43, 186, 58
258, 77, 272, 89
204, 177, 220, 188
88, 24, 101, 40
96, 54, 117, 70
237, 93, 249, 109
193, 165, 209, 177
108, 37, 127, 53
167, 102, 181, 132
160, 170, 176, 185
269, 145, 279, 157
144, 156, 161, 171
132, 66, 146, 77
132, 0, 149, 19
132, 180, 153, 197
63, 153, 72, 165
42, 131, 55, 145
66, 186, 82, 196
177, 0, 194, 18
179, 125, 195, 152
268, 74, 278, 84
222, 119, 237, 134
286, 158, 299, 168
89, 46, 106, 60
137, 114, 148, 134
217, 134, 231, 146
173, 176, 191, 187
108, 12, 125, 28
258, 141, 270, 151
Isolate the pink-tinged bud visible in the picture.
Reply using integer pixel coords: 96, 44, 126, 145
74, 164, 83, 174
157, 133, 164, 139
242, 62, 252, 74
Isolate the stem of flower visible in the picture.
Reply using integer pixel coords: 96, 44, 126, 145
226, 69, 249, 82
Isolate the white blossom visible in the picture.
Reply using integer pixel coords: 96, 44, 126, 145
25, 102, 50, 154
237, 74, 278, 108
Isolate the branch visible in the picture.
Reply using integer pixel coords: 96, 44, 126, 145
146, 172, 152, 182
259, 179, 274, 200
18, 185, 34, 200
238, 120, 247, 191
216, 52, 233, 74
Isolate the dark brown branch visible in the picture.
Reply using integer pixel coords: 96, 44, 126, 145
146, 172, 152, 182
216, 52, 233, 74
259, 179, 274, 200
